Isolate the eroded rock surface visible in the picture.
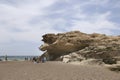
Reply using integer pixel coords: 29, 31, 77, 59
39, 31, 120, 64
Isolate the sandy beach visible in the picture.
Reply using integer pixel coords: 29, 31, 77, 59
0, 61, 120, 80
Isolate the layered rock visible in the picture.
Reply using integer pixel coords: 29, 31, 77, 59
39, 31, 120, 64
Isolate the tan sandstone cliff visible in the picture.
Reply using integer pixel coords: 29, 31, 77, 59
39, 31, 120, 64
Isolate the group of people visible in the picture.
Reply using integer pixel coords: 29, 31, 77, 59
41, 56, 47, 63
0, 55, 47, 63
32, 56, 47, 63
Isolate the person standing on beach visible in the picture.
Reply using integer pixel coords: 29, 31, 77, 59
41, 56, 47, 63
5, 55, 7, 61
44, 56, 47, 62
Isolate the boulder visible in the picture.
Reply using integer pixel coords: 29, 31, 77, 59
103, 58, 117, 64
79, 59, 104, 65
61, 52, 85, 63
63, 57, 70, 63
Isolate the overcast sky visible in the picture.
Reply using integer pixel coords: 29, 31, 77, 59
0, 0, 120, 56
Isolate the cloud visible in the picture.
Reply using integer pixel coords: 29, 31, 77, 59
69, 12, 119, 35
0, 0, 59, 43
43, 0, 120, 35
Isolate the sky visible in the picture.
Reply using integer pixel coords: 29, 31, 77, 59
0, 0, 120, 56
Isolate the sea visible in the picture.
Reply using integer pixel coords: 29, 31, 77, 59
0, 56, 39, 61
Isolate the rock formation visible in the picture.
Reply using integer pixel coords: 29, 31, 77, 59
39, 31, 120, 64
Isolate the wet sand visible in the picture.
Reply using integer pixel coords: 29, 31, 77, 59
0, 61, 120, 80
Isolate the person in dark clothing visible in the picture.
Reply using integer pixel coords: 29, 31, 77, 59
5, 55, 7, 61
32, 57, 37, 62
41, 56, 46, 63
